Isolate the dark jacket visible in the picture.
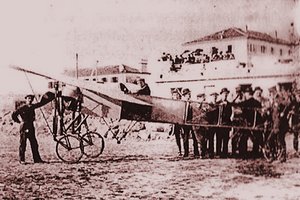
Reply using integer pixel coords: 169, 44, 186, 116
12, 104, 38, 124
136, 84, 151, 95
238, 97, 262, 126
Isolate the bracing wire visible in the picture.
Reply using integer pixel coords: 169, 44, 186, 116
23, 71, 54, 135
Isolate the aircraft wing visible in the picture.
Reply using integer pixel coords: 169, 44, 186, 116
10, 65, 151, 107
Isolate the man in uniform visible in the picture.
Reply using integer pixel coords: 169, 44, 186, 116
238, 87, 262, 159
216, 88, 232, 158
181, 88, 200, 157
136, 78, 151, 95
271, 92, 290, 162
289, 90, 300, 154
193, 93, 208, 158
206, 92, 219, 158
169, 90, 183, 156
252, 86, 265, 158
11, 94, 45, 164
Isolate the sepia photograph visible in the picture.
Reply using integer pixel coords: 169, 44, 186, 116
1, 0, 300, 199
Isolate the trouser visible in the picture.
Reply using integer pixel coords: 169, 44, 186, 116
182, 125, 199, 157
293, 130, 299, 152
231, 129, 240, 156
173, 124, 182, 154
19, 123, 42, 162
193, 126, 207, 157
277, 129, 287, 160
252, 131, 263, 157
239, 130, 250, 159
216, 128, 230, 158
207, 128, 217, 157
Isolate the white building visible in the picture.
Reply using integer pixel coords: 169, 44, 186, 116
64, 64, 151, 86
153, 27, 299, 100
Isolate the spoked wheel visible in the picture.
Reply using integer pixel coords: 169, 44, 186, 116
262, 143, 276, 162
56, 135, 83, 163
262, 135, 282, 162
80, 131, 105, 158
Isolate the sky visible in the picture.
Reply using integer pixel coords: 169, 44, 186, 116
0, 0, 299, 94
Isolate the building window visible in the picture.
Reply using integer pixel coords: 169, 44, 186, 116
111, 77, 118, 83
261, 46, 266, 53
227, 45, 232, 53
249, 44, 256, 53
93, 78, 97, 81
271, 47, 274, 54
280, 49, 283, 56
102, 77, 107, 82
288, 49, 292, 55
84, 78, 89, 81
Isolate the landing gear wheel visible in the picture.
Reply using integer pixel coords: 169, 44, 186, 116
262, 144, 275, 163
56, 135, 83, 163
81, 132, 105, 158
262, 142, 281, 163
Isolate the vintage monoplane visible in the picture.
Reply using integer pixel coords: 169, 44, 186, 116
10, 65, 281, 163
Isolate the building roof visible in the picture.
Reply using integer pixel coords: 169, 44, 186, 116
183, 27, 291, 46
64, 64, 150, 77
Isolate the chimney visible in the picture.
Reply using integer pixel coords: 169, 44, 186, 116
275, 30, 278, 39
140, 58, 148, 73
245, 25, 248, 32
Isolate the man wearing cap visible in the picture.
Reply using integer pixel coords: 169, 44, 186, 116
136, 78, 151, 95
252, 86, 266, 157
231, 86, 244, 157
181, 88, 200, 157
238, 87, 262, 159
193, 92, 209, 158
271, 92, 291, 162
216, 88, 232, 158
287, 89, 300, 155
11, 94, 45, 164
169, 90, 183, 156
206, 92, 220, 158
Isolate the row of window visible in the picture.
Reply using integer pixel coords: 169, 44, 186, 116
248, 44, 289, 56
84, 77, 119, 83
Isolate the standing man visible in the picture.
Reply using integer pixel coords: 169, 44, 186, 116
238, 87, 262, 159
170, 90, 183, 156
271, 93, 290, 162
216, 88, 232, 158
181, 88, 200, 158
193, 93, 208, 158
288, 90, 300, 155
231, 86, 244, 157
252, 86, 265, 158
11, 94, 44, 164
206, 92, 220, 158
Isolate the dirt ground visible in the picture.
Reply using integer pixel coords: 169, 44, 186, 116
1, 97, 300, 200
1, 129, 300, 200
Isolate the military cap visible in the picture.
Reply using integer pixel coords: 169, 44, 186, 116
244, 87, 253, 93
210, 92, 219, 96
137, 78, 145, 82
268, 86, 277, 92
182, 88, 191, 96
220, 87, 230, 94
196, 93, 205, 98
235, 86, 242, 93
25, 94, 35, 99
254, 86, 263, 92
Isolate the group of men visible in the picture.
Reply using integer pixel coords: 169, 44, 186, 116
170, 85, 300, 162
